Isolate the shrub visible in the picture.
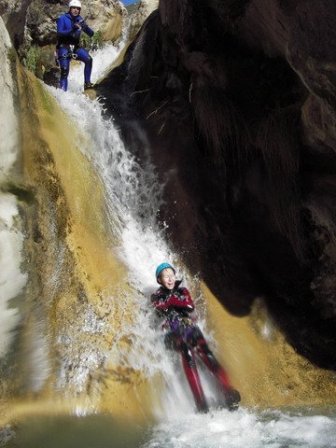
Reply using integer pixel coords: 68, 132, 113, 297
23, 45, 42, 74
80, 30, 103, 51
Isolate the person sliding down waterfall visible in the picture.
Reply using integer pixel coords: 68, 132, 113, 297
56, 0, 94, 92
151, 263, 241, 413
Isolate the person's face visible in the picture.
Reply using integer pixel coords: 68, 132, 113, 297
159, 268, 176, 290
70, 6, 80, 16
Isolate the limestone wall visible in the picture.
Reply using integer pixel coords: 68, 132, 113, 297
0, 15, 152, 425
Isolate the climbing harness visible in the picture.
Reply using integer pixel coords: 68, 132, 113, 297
55, 44, 80, 67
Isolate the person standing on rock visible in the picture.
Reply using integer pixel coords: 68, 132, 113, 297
151, 262, 241, 413
56, 0, 94, 92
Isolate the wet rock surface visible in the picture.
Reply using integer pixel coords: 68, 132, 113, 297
97, 0, 336, 369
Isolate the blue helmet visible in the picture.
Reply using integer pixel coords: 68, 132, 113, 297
155, 262, 175, 280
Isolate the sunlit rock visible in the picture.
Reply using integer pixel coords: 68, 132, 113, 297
124, 0, 158, 41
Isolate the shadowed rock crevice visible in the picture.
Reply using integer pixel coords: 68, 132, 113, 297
97, 0, 336, 369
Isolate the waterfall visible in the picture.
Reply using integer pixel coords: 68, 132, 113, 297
0, 194, 27, 357
49, 40, 213, 418
0, 18, 27, 365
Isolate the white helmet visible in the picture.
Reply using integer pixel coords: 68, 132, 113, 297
69, 0, 82, 8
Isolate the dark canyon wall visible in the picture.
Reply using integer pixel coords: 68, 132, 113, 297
97, 0, 336, 370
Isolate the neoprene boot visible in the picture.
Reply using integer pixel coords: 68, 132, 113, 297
223, 387, 241, 411
84, 82, 94, 90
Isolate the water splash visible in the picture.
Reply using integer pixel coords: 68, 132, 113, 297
0, 193, 27, 358
142, 408, 336, 448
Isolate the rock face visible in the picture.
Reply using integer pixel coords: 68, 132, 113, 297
0, 0, 32, 48
98, 0, 336, 370
136, 0, 158, 18
124, 0, 158, 42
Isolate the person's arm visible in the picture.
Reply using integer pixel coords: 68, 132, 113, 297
152, 288, 195, 313
166, 288, 195, 312
82, 22, 94, 37
75, 16, 94, 37
151, 292, 168, 312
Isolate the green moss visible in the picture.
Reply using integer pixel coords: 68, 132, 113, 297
23, 45, 42, 75
7, 47, 17, 64
7, 47, 19, 82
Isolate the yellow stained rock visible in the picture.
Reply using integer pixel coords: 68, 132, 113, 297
14, 66, 153, 423
202, 282, 336, 407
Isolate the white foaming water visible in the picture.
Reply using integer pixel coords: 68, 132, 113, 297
142, 408, 336, 448
0, 193, 27, 357
67, 42, 121, 93
50, 42, 336, 445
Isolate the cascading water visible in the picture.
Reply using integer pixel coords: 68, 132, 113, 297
0, 195, 27, 357
46, 41, 336, 448
51, 41, 208, 417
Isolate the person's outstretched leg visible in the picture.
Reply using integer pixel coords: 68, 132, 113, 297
58, 47, 70, 91
180, 343, 208, 413
195, 335, 241, 410
75, 48, 93, 88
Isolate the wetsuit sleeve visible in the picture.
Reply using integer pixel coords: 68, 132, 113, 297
151, 288, 195, 315
82, 23, 94, 37
157, 289, 195, 312
170, 288, 195, 312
